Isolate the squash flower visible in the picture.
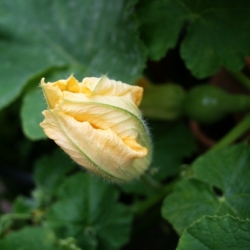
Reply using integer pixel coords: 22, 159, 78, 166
40, 75, 151, 182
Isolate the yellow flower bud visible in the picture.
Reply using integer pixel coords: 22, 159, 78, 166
40, 75, 151, 182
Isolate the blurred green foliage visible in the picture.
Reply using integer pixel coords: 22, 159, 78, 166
1, 0, 250, 249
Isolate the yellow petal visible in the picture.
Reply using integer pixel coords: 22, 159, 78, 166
65, 75, 80, 93
40, 78, 62, 109
59, 91, 143, 133
82, 75, 143, 106
123, 137, 148, 154
57, 91, 151, 156
40, 110, 149, 182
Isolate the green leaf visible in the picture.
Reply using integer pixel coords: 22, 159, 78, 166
46, 172, 132, 250
13, 196, 36, 214
136, 0, 185, 60
193, 143, 250, 219
34, 149, 76, 195
161, 179, 235, 234
137, 0, 250, 78
33, 149, 76, 208
0, 215, 13, 237
0, 227, 59, 250
162, 143, 250, 234
21, 87, 47, 140
193, 143, 250, 197
0, 40, 65, 110
177, 215, 250, 250
0, 0, 145, 110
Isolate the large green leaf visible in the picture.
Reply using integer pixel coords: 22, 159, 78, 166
193, 143, 250, 197
177, 215, 250, 250
136, 0, 250, 78
161, 178, 234, 234
193, 143, 250, 219
0, 227, 60, 250
46, 172, 132, 250
136, 0, 185, 60
162, 143, 250, 234
34, 149, 76, 195
0, 0, 145, 111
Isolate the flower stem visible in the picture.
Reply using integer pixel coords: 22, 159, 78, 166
231, 71, 250, 91
140, 173, 163, 190
131, 178, 178, 216
210, 113, 250, 151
